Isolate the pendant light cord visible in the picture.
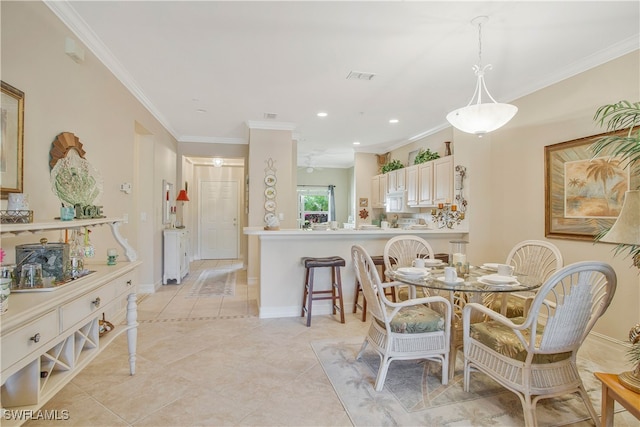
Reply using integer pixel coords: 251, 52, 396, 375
477, 21, 483, 68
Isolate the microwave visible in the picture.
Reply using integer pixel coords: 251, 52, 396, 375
386, 191, 418, 213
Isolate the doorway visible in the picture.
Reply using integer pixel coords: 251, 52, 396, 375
199, 180, 239, 259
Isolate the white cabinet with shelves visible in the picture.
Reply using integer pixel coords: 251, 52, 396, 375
163, 229, 189, 284
0, 218, 140, 425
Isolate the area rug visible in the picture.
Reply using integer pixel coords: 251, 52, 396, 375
186, 269, 236, 298
312, 336, 614, 427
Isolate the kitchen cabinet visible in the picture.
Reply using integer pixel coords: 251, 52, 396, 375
371, 174, 387, 209
163, 229, 190, 284
406, 165, 419, 205
406, 156, 454, 207
418, 162, 434, 205
433, 156, 454, 204
386, 169, 406, 194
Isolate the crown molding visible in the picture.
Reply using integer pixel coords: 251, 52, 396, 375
178, 136, 247, 144
503, 35, 640, 103
245, 121, 297, 131
44, 1, 179, 140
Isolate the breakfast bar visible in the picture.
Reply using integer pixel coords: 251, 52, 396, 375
244, 227, 468, 319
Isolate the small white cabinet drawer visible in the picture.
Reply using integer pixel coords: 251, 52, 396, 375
1, 310, 58, 371
60, 288, 116, 332
115, 272, 135, 297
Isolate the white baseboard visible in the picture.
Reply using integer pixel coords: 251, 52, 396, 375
588, 330, 631, 349
259, 301, 342, 319
138, 280, 162, 294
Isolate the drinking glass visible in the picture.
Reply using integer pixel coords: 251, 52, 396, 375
19, 263, 43, 288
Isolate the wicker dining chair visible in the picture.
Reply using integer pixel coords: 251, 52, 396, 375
351, 244, 451, 391
492, 240, 563, 317
384, 235, 435, 300
463, 261, 617, 427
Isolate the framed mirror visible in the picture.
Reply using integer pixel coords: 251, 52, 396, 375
162, 180, 174, 224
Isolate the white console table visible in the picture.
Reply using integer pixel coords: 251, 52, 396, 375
0, 218, 140, 425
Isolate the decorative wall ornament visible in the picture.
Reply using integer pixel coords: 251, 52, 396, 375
49, 132, 86, 169
49, 132, 104, 219
455, 165, 467, 212
264, 158, 279, 230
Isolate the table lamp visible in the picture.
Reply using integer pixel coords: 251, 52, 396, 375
176, 189, 189, 228
599, 189, 640, 393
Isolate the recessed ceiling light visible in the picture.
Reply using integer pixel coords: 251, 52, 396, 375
317, 112, 328, 117
389, 119, 399, 124
353, 141, 360, 145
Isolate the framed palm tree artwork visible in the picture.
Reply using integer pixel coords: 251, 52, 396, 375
545, 129, 636, 240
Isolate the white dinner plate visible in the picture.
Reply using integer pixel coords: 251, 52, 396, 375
479, 274, 518, 284
436, 276, 464, 284
478, 278, 519, 287
397, 267, 430, 277
482, 263, 500, 271
423, 259, 445, 267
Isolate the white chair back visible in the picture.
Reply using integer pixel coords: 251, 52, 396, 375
525, 261, 616, 353
383, 235, 434, 273
506, 240, 563, 282
351, 245, 386, 322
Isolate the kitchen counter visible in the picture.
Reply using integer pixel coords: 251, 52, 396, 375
244, 226, 468, 237
244, 226, 468, 318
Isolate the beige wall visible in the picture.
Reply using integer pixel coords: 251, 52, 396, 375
389, 51, 640, 341
246, 128, 296, 282
1, 2, 178, 289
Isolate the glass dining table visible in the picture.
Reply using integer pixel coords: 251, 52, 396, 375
387, 264, 543, 317
387, 264, 543, 378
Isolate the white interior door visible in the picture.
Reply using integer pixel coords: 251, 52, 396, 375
200, 181, 239, 259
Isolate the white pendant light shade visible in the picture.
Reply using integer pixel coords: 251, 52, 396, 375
600, 190, 640, 245
447, 16, 517, 135
447, 102, 518, 136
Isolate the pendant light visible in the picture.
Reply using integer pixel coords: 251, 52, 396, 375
446, 16, 517, 136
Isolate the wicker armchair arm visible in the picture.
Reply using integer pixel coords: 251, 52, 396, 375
463, 302, 530, 348
462, 302, 530, 328
380, 280, 401, 290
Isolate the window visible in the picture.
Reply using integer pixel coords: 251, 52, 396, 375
297, 186, 332, 228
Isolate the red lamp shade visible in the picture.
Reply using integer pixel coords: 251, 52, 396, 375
176, 189, 190, 202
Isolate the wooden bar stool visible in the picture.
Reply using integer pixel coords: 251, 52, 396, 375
301, 256, 346, 327
353, 255, 396, 322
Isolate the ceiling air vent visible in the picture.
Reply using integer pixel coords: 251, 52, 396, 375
346, 71, 376, 81
264, 112, 278, 119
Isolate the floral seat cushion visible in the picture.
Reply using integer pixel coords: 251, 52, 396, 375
490, 297, 525, 318
469, 317, 572, 363
375, 304, 445, 334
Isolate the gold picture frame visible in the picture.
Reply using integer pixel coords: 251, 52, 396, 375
1, 81, 24, 198
359, 197, 368, 208
544, 130, 635, 241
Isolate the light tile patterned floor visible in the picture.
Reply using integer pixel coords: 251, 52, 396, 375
23, 260, 636, 426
